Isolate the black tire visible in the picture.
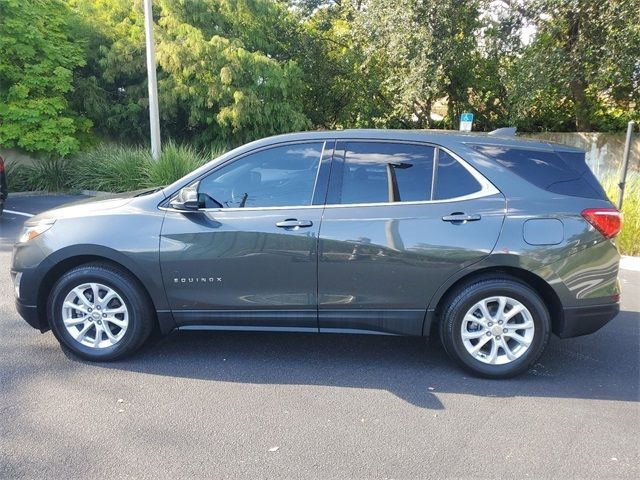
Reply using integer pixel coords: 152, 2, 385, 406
439, 276, 550, 379
48, 262, 154, 361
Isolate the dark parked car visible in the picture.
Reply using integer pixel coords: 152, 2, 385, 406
12, 130, 621, 378
0, 155, 7, 215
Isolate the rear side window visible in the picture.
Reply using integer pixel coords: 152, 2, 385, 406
471, 145, 607, 199
339, 142, 434, 204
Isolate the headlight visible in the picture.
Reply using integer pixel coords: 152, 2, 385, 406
18, 220, 55, 243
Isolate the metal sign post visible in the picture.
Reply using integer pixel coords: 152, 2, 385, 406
618, 120, 635, 210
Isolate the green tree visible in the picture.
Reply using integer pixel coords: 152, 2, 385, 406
69, 0, 310, 148
289, 1, 397, 129
508, 0, 640, 132
0, 0, 91, 156
349, 0, 486, 128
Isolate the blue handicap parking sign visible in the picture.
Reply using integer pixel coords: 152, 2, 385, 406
460, 112, 474, 122
459, 112, 474, 131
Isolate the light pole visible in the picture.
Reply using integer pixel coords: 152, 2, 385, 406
618, 120, 636, 210
143, 0, 161, 160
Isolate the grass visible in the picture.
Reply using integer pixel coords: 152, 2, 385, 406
603, 172, 640, 256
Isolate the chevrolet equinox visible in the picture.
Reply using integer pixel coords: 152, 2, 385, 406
12, 130, 621, 378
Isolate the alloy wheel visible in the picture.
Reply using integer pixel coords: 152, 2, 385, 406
61, 282, 129, 349
460, 296, 535, 365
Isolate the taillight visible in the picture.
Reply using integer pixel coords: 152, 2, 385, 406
581, 208, 622, 239
0, 158, 4, 173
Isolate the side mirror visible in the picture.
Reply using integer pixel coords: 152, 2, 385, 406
170, 183, 200, 211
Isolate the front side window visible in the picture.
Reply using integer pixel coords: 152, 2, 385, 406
198, 142, 323, 208
338, 142, 435, 204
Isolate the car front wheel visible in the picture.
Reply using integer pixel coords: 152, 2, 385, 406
439, 276, 551, 378
48, 263, 153, 361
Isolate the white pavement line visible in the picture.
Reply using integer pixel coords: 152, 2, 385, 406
620, 256, 640, 272
3, 210, 34, 218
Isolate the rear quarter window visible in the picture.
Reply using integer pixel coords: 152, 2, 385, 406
470, 144, 607, 200
433, 150, 481, 200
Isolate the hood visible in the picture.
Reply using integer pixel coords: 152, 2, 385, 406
27, 188, 164, 224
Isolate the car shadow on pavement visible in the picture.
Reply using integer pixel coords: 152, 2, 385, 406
87, 310, 639, 409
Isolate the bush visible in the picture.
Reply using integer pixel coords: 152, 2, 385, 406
71, 141, 217, 192
71, 144, 151, 192
6, 141, 220, 194
142, 141, 210, 188
603, 172, 640, 257
5, 158, 75, 192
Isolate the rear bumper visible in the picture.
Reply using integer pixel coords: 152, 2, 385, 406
556, 303, 620, 338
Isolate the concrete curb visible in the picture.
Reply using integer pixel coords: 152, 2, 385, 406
9, 190, 107, 198
7, 191, 51, 198
79, 190, 109, 197
620, 256, 640, 272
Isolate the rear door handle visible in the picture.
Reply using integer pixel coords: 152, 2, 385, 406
442, 213, 481, 223
276, 219, 314, 228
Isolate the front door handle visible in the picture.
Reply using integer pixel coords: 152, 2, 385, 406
442, 213, 481, 223
276, 219, 314, 228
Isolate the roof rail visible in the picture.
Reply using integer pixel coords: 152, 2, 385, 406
488, 127, 517, 136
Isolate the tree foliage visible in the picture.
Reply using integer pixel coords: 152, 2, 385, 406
68, 0, 309, 148
507, 0, 640, 132
0, 0, 91, 156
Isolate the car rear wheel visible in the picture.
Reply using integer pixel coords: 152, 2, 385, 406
439, 276, 550, 378
48, 263, 153, 361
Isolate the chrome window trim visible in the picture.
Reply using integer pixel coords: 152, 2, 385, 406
160, 141, 500, 214
326, 141, 499, 207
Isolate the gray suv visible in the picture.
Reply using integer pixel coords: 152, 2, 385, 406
12, 130, 621, 378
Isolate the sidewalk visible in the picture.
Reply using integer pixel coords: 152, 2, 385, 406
620, 256, 640, 272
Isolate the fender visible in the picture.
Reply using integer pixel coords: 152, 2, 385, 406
25, 244, 175, 333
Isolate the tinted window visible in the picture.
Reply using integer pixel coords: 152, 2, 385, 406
198, 143, 323, 208
338, 142, 434, 204
433, 150, 481, 200
471, 144, 606, 199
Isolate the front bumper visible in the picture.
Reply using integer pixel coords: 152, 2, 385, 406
12, 266, 48, 332
556, 303, 620, 338
16, 299, 44, 331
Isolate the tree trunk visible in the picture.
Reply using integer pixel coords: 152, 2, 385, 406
570, 78, 591, 132
565, 10, 592, 132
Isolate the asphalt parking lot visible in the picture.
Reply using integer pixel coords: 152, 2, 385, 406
1, 195, 638, 479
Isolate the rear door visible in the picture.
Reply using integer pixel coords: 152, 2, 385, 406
318, 140, 506, 335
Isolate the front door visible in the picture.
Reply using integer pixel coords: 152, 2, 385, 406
160, 141, 330, 331
318, 140, 505, 335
